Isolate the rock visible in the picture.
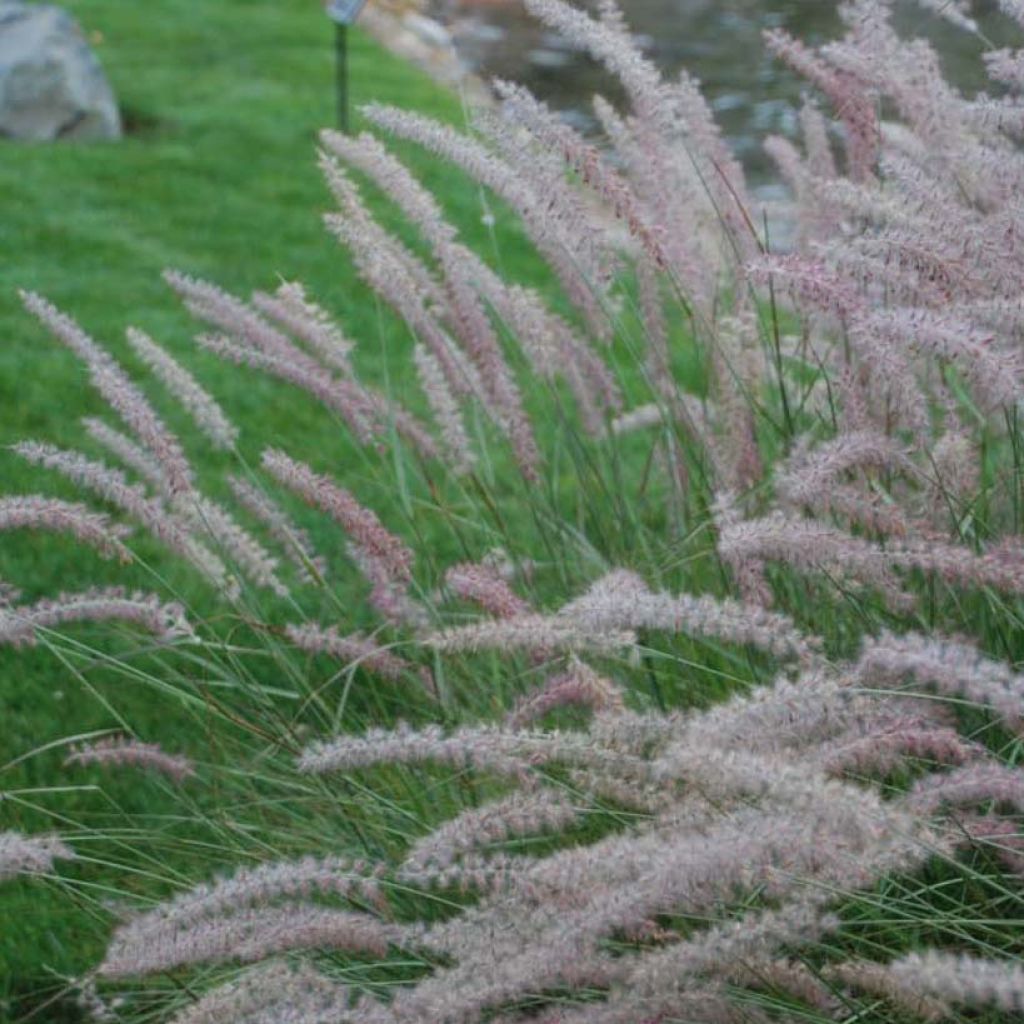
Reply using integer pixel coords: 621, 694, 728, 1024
0, 1, 121, 141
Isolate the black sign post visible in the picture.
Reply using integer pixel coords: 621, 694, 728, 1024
326, 0, 369, 133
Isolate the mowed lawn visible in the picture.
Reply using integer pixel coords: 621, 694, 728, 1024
0, 2, 552, 1014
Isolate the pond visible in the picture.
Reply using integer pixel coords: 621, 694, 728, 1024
429, 0, 1019, 187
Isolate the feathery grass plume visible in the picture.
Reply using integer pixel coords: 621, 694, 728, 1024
0, 580, 20, 606
321, 130, 546, 466
169, 269, 437, 459
0, 495, 130, 562
112, 855, 385, 948
609, 402, 665, 436
296, 723, 534, 780
856, 631, 1024, 731
227, 475, 326, 584
822, 721, 979, 778
708, 312, 764, 494
168, 960, 352, 1024
776, 430, 914, 508
907, 763, 1024, 815
319, 156, 488, 413
164, 269, 305, 365
0, 831, 75, 881
424, 614, 636, 658
11, 442, 230, 592
763, 29, 877, 182
412, 343, 475, 475
474, 277, 621, 436
320, 128, 458, 253
555, 900, 840, 1024
444, 561, 531, 620
285, 622, 429, 688
558, 568, 821, 664
100, 903, 411, 977
986, 48, 1024, 89
473, 104, 620, 287
194, 329, 375, 450
824, 959, 950, 1021
393, 851, 528, 896
403, 790, 578, 873
250, 280, 354, 376
877, 950, 1024, 1015
175, 495, 287, 597
523, 0, 753, 278
953, 815, 1024, 875
747, 253, 863, 321
998, 0, 1024, 27
717, 513, 914, 610
260, 449, 413, 583
590, 92, 706, 304
800, 95, 838, 181
20, 291, 194, 495
64, 736, 195, 782
853, 307, 1024, 412
322, 133, 543, 416
506, 656, 625, 729
346, 542, 429, 629
361, 104, 613, 342
298, 722, 641, 781
125, 327, 238, 449
83, 417, 168, 493
776, 430, 918, 537
493, 78, 667, 269
0, 588, 194, 648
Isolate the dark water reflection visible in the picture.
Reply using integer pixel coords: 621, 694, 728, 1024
431, 1, 1019, 186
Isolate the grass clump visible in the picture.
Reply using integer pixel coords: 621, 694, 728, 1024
3, 1, 1024, 1022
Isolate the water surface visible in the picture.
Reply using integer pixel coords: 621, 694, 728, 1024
431, 1, 1018, 185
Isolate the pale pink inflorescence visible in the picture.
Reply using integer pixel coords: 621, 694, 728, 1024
444, 561, 531, 620
880, 951, 1024, 1015
0, 495, 131, 562
167, 960, 352, 1024
100, 902, 411, 977
64, 737, 195, 782
506, 656, 625, 729
0, 831, 75, 881
167, 269, 438, 461
228, 474, 327, 585
558, 569, 822, 665
856, 631, 1024, 731
412, 344, 476, 476
83, 417, 168, 493
20, 291, 194, 495
11, 442, 232, 594
0, 588, 194, 648
424, 614, 636, 659
261, 449, 413, 583
403, 789, 578, 874
251, 280, 355, 376
125, 327, 238, 449
9, 2, 1024, 1021
285, 622, 428, 688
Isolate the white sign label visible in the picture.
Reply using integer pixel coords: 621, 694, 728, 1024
326, 0, 368, 25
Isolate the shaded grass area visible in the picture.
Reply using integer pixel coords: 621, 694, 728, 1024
0, 1, 571, 1014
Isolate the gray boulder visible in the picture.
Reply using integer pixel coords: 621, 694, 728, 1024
0, 1, 121, 141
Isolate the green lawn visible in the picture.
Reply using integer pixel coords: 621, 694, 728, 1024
0, 2, 558, 1014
